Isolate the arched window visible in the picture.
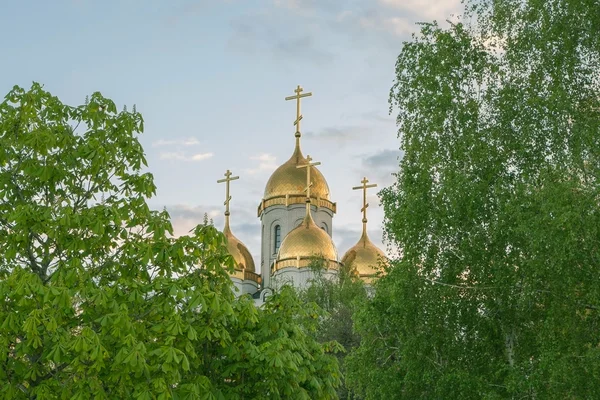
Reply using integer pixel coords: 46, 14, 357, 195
321, 222, 328, 234
274, 225, 281, 254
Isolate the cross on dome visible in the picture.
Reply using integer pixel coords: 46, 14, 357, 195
285, 85, 312, 138
296, 154, 321, 216
217, 169, 239, 221
352, 177, 377, 233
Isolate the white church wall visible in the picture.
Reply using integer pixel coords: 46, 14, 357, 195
231, 277, 260, 298
241, 280, 259, 295
230, 277, 243, 297
271, 266, 338, 291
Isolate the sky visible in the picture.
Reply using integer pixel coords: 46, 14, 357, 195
0, 0, 463, 274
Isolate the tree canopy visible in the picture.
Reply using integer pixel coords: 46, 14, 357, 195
347, 0, 600, 398
0, 83, 340, 399
299, 259, 368, 400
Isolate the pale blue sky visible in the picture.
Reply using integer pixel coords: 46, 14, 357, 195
0, 0, 462, 273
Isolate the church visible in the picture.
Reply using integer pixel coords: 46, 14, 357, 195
216, 86, 387, 302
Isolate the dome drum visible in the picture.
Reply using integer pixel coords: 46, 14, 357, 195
229, 268, 262, 284
257, 195, 336, 217
273, 256, 340, 273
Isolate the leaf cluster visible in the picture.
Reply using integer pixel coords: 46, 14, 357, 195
347, 0, 600, 398
0, 84, 340, 399
299, 258, 368, 400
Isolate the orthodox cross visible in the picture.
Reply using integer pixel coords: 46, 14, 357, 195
352, 177, 377, 226
217, 169, 239, 218
285, 85, 312, 136
296, 155, 321, 212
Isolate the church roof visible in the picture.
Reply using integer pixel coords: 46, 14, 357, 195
263, 141, 330, 201
341, 177, 387, 281
341, 230, 386, 280
217, 170, 257, 277
274, 211, 339, 271
224, 222, 256, 273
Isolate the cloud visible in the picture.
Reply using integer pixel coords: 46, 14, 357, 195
245, 153, 278, 175
159, 151, 214, 161
336, 7, 418, 41
304, 125, 380, 146
382, 17, 417, 36
359, 149, 404, 187
227, 8, 335, 65
191, 152, 214, 161
152, 137, 200, 147
378, 0, 463, 21
363, 149, 403, 169
226, 0, 464, 64
328, 1, 462, 49
274, 35, 334, 64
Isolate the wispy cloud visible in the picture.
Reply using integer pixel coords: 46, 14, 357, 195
245, 153, 278, 175
227, 7, 335, 65
363, 149, 403, 169
304, 125, 384, 146
152, 137, 200, 147
191, 152, 214, 161
378, 0, 462, 21
159, 151, 214, 161
355, 149, 404, 187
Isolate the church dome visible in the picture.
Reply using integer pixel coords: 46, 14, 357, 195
341, 231, 387, 280
274, 212, 339, 271
264, 143, 330, 201
224, 224, 256, 273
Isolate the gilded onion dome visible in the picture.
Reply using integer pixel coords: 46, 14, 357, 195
217, 170, 258, 282
341, 230, 386, 280
342, 177, 387, 281
263, 142, 330, 201
274, 211, 339, 271
223, 222, 255, 273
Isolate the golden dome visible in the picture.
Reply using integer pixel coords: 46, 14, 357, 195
264, 141, 330, 201
274, 212, 339, 271
224, 223, 256, 273
341, 231, 387, 280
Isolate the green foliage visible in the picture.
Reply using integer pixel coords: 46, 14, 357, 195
300, 259, 367, 400
347, 1, 600, 398
0, 83, 340, 399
